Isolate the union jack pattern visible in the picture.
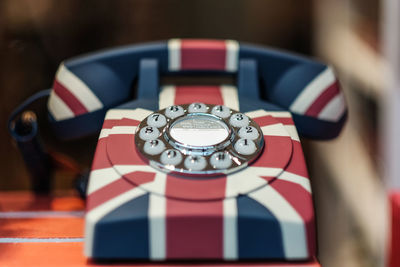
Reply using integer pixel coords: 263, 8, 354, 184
48, 63, 103, 121
4, 38, 347, 266
288, 66, 346, 122
85, 85, 315, 261
168, 39, 239, 72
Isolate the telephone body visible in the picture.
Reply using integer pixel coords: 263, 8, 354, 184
45, 39, 346, 265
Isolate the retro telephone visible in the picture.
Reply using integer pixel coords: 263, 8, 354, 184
9, 39, 347, 265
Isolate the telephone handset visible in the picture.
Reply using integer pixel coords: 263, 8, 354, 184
48, 39, 346, 140
10, 39, 347, 264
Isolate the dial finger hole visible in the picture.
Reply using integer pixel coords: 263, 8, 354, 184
234, 138, 256, 155
160, 149, 183, 165
229, 113, 249, 127
147, 113, 167, 128
184, 155, 207, 171
139, 126, 160, 141
238, 126, 259, 140
210, 151, 232, 169
165, 105, 184, 119
211, 105, 231, 118
188, 102, 207, 113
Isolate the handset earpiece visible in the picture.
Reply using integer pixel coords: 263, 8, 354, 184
268, 63, 347, 139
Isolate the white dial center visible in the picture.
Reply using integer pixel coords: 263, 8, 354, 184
170, 115, 229, 147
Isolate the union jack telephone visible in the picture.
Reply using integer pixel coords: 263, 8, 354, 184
10, 39, 347, 265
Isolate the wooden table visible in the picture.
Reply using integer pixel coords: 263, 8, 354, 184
0, 191, 319, 267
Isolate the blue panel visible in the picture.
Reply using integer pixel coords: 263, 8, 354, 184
238, 59, 259, 100
116, 98, 159, 111
239, 44, 312, 91
137, 59, 159, 99
66, 42, 169, 75
239, 97, 284, 113
65, 62, 130, 108
237, 195, 285, 259
268, 64, 327, 108
49, 108, 108, 140
92, 193, 150, 259
49, 98, 160, 140
239, 44, 346, 139
64, 42, 168, 110
293, 111, 348, 140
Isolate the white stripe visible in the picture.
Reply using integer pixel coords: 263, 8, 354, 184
85, 186, 147, 256
99, 128, 111, 139
114, 165, 167, 197
261, 123, 290, 137
95, 126, 136, 140
284, 125, 300, 142
0, 211, 84, 218
105, 108, 152, 121
0, 238, 83, 243
318, 93, 346, 121
225, 167, 281, 197
225, 40, 239, 72
56, 64, 103, 111
168, 39, 181, 71
48, 91, 74, 120
143, 171, 167, 195
149, 194, 166, 260
289, 67, 336, 114
98, 126, 137, 139
159, 85, 176, 109
223, 198, 238, 260
108, 126, 137, 135
220, 85, 239, 110
113, 164, 155, 175
245, 109, 292, 119
278, 171, 311, 193
246, 166, 285, 177
245, 110, 299, 141
87, 168, 121, 195
249, 186, 308, 259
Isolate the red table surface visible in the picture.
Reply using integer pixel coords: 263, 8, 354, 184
0, 191, 320, 267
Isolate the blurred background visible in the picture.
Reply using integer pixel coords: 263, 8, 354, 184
0, 0, 390, 266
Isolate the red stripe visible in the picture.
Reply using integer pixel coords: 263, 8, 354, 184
106, 134, 147, 166
181, 40, 226, 71
86, 178, 132, 211
165, 175, 227, 201
123, 171, 156, 186
285, 141, 309, 178
260, 176, 276, 183
269, 180, 315, 258
252, 116, 276, 127
102, 120, 118, 129
102, 118, 140, 129
275, 117, 295, 125
92, 119, 141, 170
173, 86, 224, 105
91, 138, 112, 170
53, 80, 88, 115
305, 80, 340, 117
86, 172, 155, 211
253, 115, 295, 127
166, 198, 223, 259
252, 135, 292, 169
